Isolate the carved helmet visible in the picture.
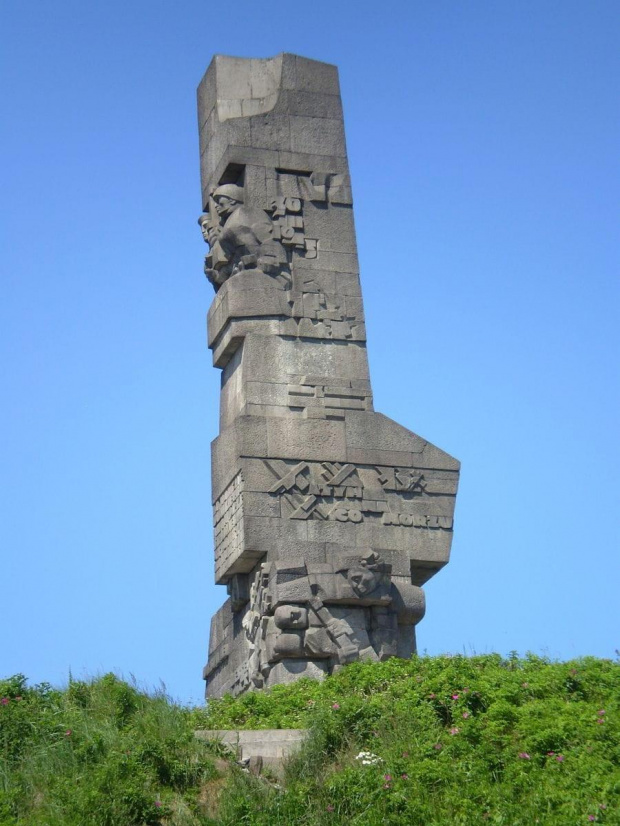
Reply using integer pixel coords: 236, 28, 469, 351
213, 183, 244, 204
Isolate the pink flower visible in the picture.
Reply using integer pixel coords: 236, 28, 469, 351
0, 698, 8, 706
433, 743, 443, 750
596, 718, 605, 724
155, 801, 162, 808
598, 710, 605, 715
401, 773, 409, 779
451, 694, 459, 700
384, 774, 392, 781
518, 752, 530, 760
331, 703, 340, 710
588, 817, 596, 822
462, 711, 470, 719
449, 727, 460, 736
556, 754, 564, 762
547, 751, 555, 756
326, 804, 335, 813
65, 730, 72, 736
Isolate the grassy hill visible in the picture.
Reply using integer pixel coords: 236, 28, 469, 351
1, 655, 618, 825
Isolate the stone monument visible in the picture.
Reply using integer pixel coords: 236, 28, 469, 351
197, 54, 459, 698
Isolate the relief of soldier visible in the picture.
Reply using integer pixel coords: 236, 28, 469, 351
198, 183, 288, 290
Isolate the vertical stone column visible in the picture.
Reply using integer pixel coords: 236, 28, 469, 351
197, 54, 459, 698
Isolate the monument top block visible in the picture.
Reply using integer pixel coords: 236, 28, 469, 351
196, 54, 459, 698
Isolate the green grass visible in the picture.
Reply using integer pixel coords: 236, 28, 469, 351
2, 655, 619, 824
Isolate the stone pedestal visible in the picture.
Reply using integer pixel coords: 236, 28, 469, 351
197, 54, 459, 698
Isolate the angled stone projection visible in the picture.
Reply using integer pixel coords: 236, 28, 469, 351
197, 54, 460, 698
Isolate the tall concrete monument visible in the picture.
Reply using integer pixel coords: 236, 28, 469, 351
198, 54, 459, 698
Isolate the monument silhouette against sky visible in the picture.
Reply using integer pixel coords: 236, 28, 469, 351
197, 54, 460, 698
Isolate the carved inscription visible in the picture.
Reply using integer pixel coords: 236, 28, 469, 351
269, 196, 305, 248
275, 169, 353, 206
262, 460, 455, 529
213, 472, 244, 581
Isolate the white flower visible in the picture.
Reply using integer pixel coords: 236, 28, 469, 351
355, 751, 383, 765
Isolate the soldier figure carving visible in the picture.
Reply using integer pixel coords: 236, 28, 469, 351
198, 184, 287, 290
197, 54, 460, 698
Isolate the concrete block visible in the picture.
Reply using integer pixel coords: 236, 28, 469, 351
294, 56, 340, 95
250, 115, 292, 152
267, 418, 346, 460
278, 90, 343, 120
290, 116, 346, 157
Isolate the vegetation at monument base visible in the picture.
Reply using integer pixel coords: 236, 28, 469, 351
0, 656, 618, 826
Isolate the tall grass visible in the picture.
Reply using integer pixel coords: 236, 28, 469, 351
0, 673, 221, 825
2, 654, 619, 824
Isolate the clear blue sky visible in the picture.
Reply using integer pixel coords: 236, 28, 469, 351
2, 1, 618, 705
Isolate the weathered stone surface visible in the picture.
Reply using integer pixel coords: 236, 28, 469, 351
197, 54, 459, 698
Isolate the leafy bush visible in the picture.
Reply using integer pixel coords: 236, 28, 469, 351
1, 655, 618, 824
197, 654, 620, 825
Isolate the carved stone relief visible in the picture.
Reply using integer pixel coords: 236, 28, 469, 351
287, 378, 372, 417
213, 472, 244, 582
262, 459, 455, 529
198, 183, 288, 291
275, 169, 353, 206
199, 167, 354, 292
240, 550, 415, 689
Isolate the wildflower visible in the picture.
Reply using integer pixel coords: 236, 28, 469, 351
384, 774, 392, 782
518, 752, 530, 760
547, 751, 555, 756
433, 743, 443, 750
451, 694, 459, 700
0, 698, 8, 706
65, 730, 72, 736
355, 751, 382, 765
449, 727, 459, 736
462, 711, 470, 719
331, 702, 340, 710
326, 804, 335, 812
598, 710, 605, 715
383, 783, 391, 790
401, 773, 409, 779
428, 693, 436, 699
596, 718, 605, 724
155, 801, 162, 808
556, 754, 564, 763
588, 817, 596, 822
